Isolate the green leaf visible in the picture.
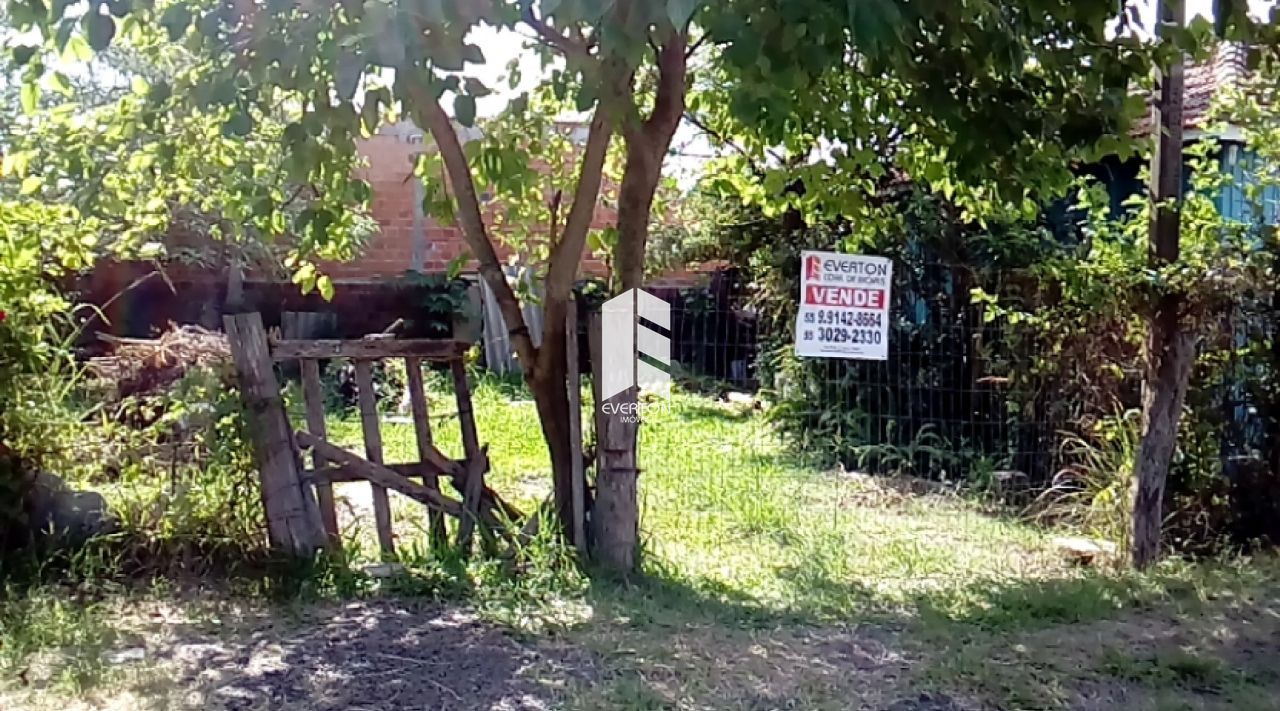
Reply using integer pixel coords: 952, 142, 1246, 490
222, 110, 254, 137
463, 77, 491, 97
360, 89, 384, 134
147, 79, 172, 105
460, 43, 484, 64
48, 71, 73, 96
12, 45, 39, 66
846, 0, 902, 55
317, 274, 335, 300
454, 94, 476, 127
419, 0, 446, 23
84, 12, 117, 51
445, 253, 466, 280
19, 176, 42, 195
335, 49, 364, 101
292, 263, 318, 292
667, 0, 699, 29
160, 4, 192, 41
131, 75, 150, 95
575, 85, 597, 112
62, 34, 91, 62
20, 82, 40, 114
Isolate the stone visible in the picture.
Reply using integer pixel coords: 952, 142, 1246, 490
1052, 536, 1118, 566
26, 471, 117, 547
106, 647, 146, 665
362, 562, 406, 579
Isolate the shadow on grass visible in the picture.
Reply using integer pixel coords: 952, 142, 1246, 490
568, 555, 1280, 709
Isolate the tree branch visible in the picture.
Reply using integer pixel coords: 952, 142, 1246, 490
406, 83, 539, 375
683, 111, 765, 177
543, 105, 615, 303
645, 32, 688, 142
519, 0, 591, 61
685, 32, 709, 59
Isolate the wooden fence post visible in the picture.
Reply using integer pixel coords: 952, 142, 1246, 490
567, 296, 586, 554
405, 356, 447, 546
355, 359, 396, 555
224, 313, 325, 556
451, 359, 486, 554
588, 311, 605, 496
301, 358, 340, 547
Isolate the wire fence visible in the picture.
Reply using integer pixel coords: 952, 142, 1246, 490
618, 259, 1277, 578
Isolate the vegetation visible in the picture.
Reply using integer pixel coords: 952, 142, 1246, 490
2, 0, 1280, 707
3, 380, 1279, 709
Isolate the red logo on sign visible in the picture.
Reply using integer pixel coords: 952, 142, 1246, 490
804, 286, 886, 310
805, 255, 822, 281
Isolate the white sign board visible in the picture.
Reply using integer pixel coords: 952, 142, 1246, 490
794, 250, 892, 360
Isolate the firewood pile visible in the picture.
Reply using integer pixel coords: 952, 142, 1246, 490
88, 325, 232, 400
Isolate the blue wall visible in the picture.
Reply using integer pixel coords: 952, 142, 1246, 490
1215, 143, 1280, 225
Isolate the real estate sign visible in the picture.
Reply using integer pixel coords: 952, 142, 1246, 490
794, 250, 892, 360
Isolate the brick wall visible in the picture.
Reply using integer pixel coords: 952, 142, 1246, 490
324, 123, 614, 282
79, 123, 717, 337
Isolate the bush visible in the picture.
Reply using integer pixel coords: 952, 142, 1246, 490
0, 202, 94, 549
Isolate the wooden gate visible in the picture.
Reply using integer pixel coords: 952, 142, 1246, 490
224, 312, 521, 556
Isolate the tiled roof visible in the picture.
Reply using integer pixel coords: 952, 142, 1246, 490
1132, 43, 1249, 137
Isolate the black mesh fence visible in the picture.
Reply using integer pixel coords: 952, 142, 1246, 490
614, 258, 1280, 573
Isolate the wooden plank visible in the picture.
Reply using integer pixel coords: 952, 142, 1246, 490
271, 339, 466, 362
567, 296, 586, 554
301, 359, 339, 546
296, 432, 463, 516
451, 359, 486, 552
588, 311, 605, 488
309, 461, 446, 484
223, 313, 325, 556
355, 360, 395, 554
405, 356, 447, 544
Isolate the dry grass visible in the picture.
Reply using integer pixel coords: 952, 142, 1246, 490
4, 383, 1279, 710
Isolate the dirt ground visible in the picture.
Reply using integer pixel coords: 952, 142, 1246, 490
4, 556, 1280, 711
6, 586, 1277, 711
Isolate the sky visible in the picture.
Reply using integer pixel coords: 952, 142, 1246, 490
469, 0, 1280, 116
463, 0, 1279, 187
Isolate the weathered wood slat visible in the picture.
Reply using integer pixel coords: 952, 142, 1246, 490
271, 339, 466, 361
224, 313, 325, 556
308, 461, 452, 484
406, 356, 448, 544
451, 359, 486, 552
296, 432, 464, 517
567, 296, 586, 554
301, 358, 340, 546
588, 311, 605, 493
355, 360, 396, 554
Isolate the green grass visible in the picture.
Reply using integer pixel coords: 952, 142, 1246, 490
4, 373, 1279, 710
321, 375, 1075, 620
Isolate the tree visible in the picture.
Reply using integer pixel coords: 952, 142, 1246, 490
1132, 0, 1190, 569
694, 0, 1153, 231
696, 0, 1266, 569
1130, 0, 1261, 568
5, 0, 703, 572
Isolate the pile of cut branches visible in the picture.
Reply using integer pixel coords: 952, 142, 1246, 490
88, 325, 232, 401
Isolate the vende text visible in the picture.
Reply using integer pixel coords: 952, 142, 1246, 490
804, 286, 886, 309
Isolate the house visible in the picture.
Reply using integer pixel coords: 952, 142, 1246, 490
1088, 42, 1278, 222
80, 119, 715, 344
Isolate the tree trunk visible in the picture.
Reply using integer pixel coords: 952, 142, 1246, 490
1132, 0, 1187, 570
592, 36, 687, 574
1132, 298, 1195, 567
529, 303, 578, 536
